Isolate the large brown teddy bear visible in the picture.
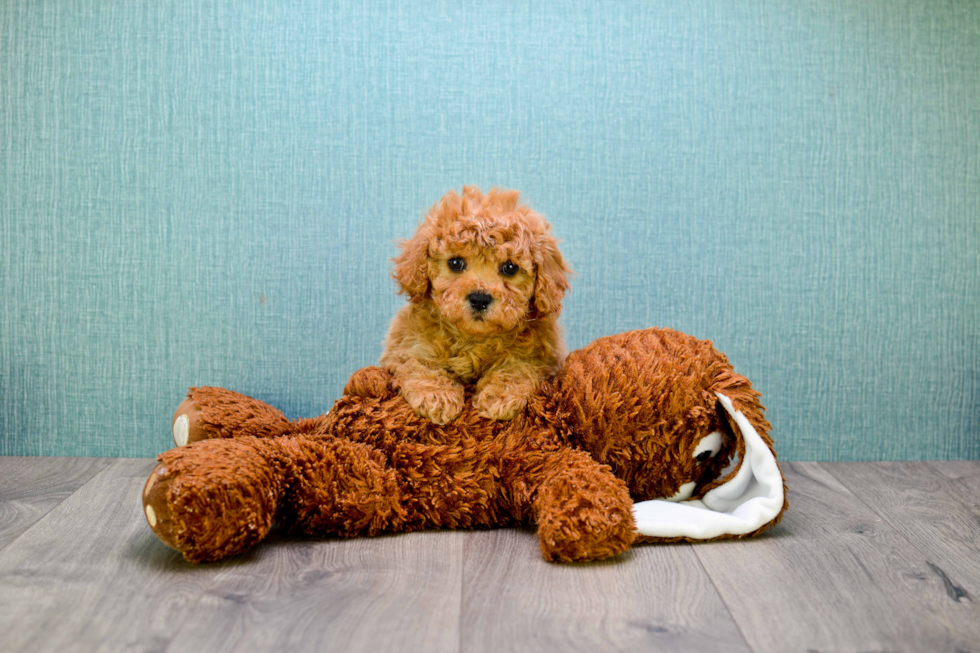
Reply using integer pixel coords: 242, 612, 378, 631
142, 328, 787, 564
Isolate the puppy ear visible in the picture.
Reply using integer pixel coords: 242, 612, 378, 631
392, 227, 431, 303
532, 232, 571, 318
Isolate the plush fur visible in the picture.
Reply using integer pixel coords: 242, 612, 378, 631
143, 328, 787, 564
381, 187, 570, 424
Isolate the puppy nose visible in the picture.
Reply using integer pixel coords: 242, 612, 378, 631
467, 291, 493, 313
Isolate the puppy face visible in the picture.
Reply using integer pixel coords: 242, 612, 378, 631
394, 187, 569, 335
429, 247, 536, 336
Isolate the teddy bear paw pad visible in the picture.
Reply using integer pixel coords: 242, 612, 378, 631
142, 464, 179, 551
173, 415, 189, 447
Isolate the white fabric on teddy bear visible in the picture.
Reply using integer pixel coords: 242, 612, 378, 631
632, 392, 785, 539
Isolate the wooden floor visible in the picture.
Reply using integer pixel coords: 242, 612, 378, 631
0, 458, 978, 653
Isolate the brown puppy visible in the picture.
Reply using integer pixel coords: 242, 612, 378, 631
381, 186, 570, 424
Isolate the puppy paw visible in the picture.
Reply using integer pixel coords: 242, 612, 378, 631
402, 381, 465, 425
474, 385, 528, 421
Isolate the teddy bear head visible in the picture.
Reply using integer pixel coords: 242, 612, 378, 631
548, 328, 748, 502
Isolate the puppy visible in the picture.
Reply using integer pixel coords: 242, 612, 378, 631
381, 186, 570, 424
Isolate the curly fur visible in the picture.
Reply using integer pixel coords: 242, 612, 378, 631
145, 328, 786, 564
381, 187, 570, 424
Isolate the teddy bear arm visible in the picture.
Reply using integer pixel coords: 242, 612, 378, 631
343, 366, 398, 399
526, 448, 637, 563
170, 386, 297, 447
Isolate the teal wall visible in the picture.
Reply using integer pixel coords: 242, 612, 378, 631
2, 0, 978, 460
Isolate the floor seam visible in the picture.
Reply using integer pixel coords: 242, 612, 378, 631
0, 457, 116, 556
690, 542, 759, 653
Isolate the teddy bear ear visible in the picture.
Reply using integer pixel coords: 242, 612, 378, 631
392, 228, 431, 303
632, 392, 787, 542
531, 231, 571, 318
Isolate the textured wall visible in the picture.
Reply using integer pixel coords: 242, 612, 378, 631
1, 0, 977, 460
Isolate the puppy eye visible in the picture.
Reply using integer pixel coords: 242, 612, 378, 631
447, 257, 466, 272
695, 450, 714, 463
499, 261, 519, 277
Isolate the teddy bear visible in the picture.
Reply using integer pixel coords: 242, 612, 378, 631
142, 327, 787, 564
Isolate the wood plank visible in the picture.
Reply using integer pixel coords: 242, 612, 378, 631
927, 459, 980, 496
0, 457, 463, 653
826, 461, 980, 603
0, 456, 112, 551
4, 457, 979, 652
461, 527, 751, 653
163, 530, 463, 653
694, 462, 980, 653
0, 458, 212, 653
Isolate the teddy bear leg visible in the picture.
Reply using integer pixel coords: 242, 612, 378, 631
275, 437, 407, 537
144, 434, 407, 562
291, 435, 635, 546
171, 386, 295, 447
530, 450, 637, 563
286, 437, 521, 535
143, 436, 290, 562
